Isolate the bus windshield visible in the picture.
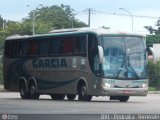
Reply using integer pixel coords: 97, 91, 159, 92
101, 36, 147, 79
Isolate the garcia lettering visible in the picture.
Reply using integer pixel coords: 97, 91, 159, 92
32, 58, 67, 68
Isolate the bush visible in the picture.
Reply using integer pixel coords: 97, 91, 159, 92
148, 87, 157, 91
148, 60, 160, 90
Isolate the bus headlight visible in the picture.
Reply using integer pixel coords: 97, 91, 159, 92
102, 83, 111, 88
141, 84, 148, 88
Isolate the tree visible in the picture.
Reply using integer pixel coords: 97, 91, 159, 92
144, 19, 160, 35
0, 15, 3, 29
23, 4, 87, 34
144, 26, 154, 34
101, 26, 110, 29
146, 35, 160, 48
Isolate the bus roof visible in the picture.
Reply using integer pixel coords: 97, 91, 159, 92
6, 27, 144, 40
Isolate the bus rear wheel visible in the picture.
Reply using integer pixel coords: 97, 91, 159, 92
20, 81, 29, 99
51, 94, 65, 100
67, 94, 76, 101
78, 83, 92, 101
119, 96, 129, 102
29, 82, 39, 99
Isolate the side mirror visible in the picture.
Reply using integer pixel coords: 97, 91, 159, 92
98, 46, 104, 64
149, 47, 155, 62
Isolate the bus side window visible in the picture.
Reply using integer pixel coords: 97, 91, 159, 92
28, 40, 39, 56
50, 38, 61, 55
21, 41, 28, 57
12, 40, 18, 57
61, 37, 74, 54
4, 41, 12, 57
17, 41, 23, 57
75, 36, 86, 54
39, 39, 49, 55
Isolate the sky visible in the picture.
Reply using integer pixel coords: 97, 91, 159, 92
0, 0, 160, 34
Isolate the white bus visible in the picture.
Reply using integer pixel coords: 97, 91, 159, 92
3, 28, 148, 102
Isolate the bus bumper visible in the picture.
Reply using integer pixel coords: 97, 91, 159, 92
99, 88, 148, 96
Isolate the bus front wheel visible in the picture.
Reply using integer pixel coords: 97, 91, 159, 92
78, 83, 92, 101
119, 96, 129, 102
29, 82, 39, 99
20, 81, 29, 99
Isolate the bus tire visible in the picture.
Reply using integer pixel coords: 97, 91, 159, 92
78, 83, 92, 101
67, 94, 76, 101
29, 82, 39, 99
119, 96, 129, 102
51, 94, 65, 100
19, 81, 29, 99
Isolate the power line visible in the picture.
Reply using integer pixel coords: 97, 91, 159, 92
75, 8, 95, 27
75, 9, 159, 19
83, 8, 94, 27
74, 9, 160, 30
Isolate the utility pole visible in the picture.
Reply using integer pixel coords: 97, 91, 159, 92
84, 8, 93, 27
83, 8, 94, 27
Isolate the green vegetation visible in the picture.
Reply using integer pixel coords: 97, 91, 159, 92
148, 61, 160, 90
146, 35, 160, 48
148, 87, 157, 91
146, 35, 160, 90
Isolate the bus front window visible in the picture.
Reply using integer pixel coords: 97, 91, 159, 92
101, 36, 147, 79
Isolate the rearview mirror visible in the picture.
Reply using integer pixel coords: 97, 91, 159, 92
98, 46, 104, 64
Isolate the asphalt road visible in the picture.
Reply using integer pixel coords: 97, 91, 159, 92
0, 92, 160, 120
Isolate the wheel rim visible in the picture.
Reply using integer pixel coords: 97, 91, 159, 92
81, 86, 86, 97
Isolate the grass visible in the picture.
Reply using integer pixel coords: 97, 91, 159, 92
148, 86, 157, 91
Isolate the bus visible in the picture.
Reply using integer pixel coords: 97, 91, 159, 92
3, 28, 148, 102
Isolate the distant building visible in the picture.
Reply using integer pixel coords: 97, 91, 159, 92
152, 44, 160, 62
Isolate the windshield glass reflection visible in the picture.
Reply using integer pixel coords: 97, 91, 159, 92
101, 36, 147, 79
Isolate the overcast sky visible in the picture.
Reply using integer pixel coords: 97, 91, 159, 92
0, 0, 160, 34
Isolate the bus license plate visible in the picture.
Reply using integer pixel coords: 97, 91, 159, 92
123, 90, 132, 94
